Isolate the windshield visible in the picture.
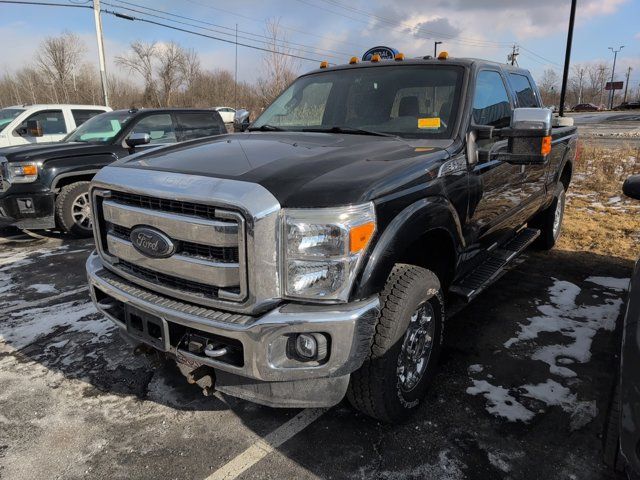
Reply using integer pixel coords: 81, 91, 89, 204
0, 108, 25, 132
64, 110, 133, 143
252, 65, 464, 138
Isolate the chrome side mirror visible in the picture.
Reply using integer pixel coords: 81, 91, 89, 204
502, 108, 553, 165
125, 132, 151, 148
233, 109, 250, 132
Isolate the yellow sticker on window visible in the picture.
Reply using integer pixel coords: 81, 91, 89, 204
418, 117, 441, 129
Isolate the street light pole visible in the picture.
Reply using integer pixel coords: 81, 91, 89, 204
558, 0, 576, 117
93, 0, 109, 107
623, 66, 632, 103
434, 41, 442, 57
608, 45, 624, 109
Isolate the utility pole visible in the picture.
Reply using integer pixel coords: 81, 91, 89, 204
559, 0, 576, 117
434, 41, 442, 58
93, 0, 109, 107
508, 44, 519, 66
576, 67, 585, 104
623, 66, 632, 103
608, 45, 624, 109
234, 23, 238, 109
599, 66, 606, 107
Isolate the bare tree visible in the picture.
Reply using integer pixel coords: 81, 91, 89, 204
257, 19, 300, 106
538, 68, 560, 106
116, 41, 161, 106
35, 32, 85, 103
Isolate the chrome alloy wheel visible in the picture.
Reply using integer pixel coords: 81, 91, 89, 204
71, 192, 92, 230
552, 189, 566, 239
397, 301, 436, 392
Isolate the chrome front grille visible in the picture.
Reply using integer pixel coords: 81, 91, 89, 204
93, 189, 247, 307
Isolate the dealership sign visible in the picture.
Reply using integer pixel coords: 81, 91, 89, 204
605, 81, 624, 91
362, 46, 399, 61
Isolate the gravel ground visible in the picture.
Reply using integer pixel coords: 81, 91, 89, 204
0, 225, 630, 480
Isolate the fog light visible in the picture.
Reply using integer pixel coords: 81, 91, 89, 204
296, 334, 317, 359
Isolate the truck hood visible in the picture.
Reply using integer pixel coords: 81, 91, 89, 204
118, 132, 452, 207
0, 142, 118, 163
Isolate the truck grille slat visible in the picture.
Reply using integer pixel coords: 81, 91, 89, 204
93, 188, 247, 308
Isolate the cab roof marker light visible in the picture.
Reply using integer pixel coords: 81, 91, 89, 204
349, 56, 358, 64
320, 61, 328, 69
370, 54, 381, 63
438, 51, 449, 60
394, 53, 405, 61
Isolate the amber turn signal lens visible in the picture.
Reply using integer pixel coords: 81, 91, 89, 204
437, 51, 449, 60
371, 54, 381, 62
394, 53, 405, 61
349, 56, 358, 64
541, 136, 552, 156
22, 165, 38, 176
320, 61, 328, 69
350, 222, 375, 254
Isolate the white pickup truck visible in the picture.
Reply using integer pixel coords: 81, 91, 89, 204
0, 104, 111, 147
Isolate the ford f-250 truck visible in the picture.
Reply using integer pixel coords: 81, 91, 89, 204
0, 108, 225, 236
86, 54, 577, 421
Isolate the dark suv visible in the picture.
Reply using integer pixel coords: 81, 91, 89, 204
0, 108, 225, 236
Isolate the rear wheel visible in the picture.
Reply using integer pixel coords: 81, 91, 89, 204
55, 181, 93, 238
347, 264, 444, 422
531, 183, 566, 250
604, 381, 625, 472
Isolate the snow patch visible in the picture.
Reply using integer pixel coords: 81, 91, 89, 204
466, 380, 535, 422
585, 276, 629, 292
30, 283, 58, 294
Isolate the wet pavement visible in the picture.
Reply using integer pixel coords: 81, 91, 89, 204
0, 227, 631, 479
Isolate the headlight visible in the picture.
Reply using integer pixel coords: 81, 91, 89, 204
283, 203, 376, 301
7, 161, 39, 183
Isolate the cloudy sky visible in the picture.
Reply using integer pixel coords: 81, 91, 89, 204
0, 0, 639, 87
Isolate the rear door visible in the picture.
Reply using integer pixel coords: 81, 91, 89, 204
71, 109, 108, 130
174, 112, 226, 141
467, 69, 523, 246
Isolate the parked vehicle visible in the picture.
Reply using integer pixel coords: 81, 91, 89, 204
613, 101, 640, 111
605, 175, 640, 478
233, 109, 250, 132
214, 106, 236, 123
86, 54, 577, 421
572, 103, 600, 112
0, 104, 111, 147
0, 108, 225, 236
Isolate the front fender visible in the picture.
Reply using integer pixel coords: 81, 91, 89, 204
352, 196, 464, 299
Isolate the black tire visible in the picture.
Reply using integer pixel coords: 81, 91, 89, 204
347, 264, 444, 422
604, 381, 625, 472
55, 181, 93, 238
530, 183, 566, 250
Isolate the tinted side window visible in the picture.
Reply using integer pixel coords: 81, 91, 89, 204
175, 113, 224, 141
473, 71, 512, 128
21, 110, 67, 134
130, 114, 177, 144
72, 109, 106, 127
509, 73, 538, 108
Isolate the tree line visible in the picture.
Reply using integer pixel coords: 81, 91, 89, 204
0, 20, 298, 116
537, 63, 637, 108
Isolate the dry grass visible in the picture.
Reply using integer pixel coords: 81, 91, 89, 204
557, 144, 640, 260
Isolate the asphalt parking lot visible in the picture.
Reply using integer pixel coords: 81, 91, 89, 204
0, 226, 631, 480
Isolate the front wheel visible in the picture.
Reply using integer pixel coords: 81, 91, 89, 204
347, 264, 444, 422
55, 181, 93, 238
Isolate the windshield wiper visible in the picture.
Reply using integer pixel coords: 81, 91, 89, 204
302, 126, 396, 137
248, 124, 286, 132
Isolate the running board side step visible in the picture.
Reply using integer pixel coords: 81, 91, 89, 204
449, 228, 540, 302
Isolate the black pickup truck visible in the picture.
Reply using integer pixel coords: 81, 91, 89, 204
86, 55, 577, 421
0, 108, 225, 236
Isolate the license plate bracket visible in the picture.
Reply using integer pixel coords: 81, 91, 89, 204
124, 305, 170, 351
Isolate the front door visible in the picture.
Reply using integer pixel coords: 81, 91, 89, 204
466, 70, 523, 247
14, 109, 68, 145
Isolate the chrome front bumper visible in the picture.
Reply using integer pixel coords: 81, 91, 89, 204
87, 252, 379, 386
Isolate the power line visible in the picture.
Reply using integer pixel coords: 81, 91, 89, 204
177, 0, 370, 50
110, 0, 352, 58
101, 8, 331, 64
0, 0, 90, 8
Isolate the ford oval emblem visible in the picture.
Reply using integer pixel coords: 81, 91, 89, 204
130, 226, 176, 258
